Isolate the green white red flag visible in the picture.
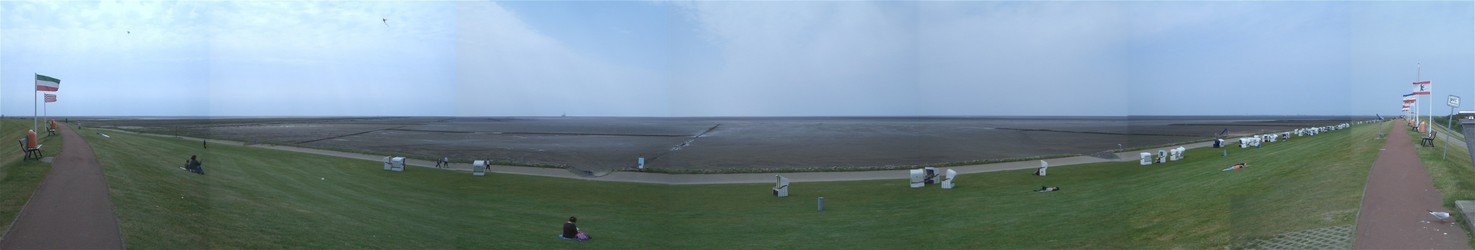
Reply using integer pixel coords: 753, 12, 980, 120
34, 74, 59, 92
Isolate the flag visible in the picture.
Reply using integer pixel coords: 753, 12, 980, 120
1403, 107, 1411, 111
1404, 95, 1417, 103
1404, 93, 1416, 97
34, 74, 59, 92
1413, 81, 1431, 95
44, 94, 56, 103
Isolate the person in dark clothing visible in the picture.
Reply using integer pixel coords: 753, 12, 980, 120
563, 216, 588, 240
186, 155, 204, 175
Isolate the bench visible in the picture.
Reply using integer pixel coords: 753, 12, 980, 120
18, 139, 41, 160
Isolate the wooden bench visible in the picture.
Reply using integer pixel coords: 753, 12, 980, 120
18, 139, 42, 160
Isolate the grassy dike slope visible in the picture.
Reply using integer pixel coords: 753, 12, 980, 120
86, 122, 1384, 248
0, 119, 61, 239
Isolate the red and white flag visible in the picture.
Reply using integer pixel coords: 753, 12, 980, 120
34, 74, 59, 92
44, 94, 56, 103
1413, 81, 1431, 95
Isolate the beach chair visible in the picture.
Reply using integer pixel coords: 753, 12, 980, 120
772, 175, 789, 197
472, 160, 488, 176
909, 169, 925, 188
941, 169, 957, 189
1139, 152, 1152, 165
389, 157, 406, 172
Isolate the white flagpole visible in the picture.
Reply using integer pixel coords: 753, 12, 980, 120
1420, 63, 1428, 133
32, 74, 37, 132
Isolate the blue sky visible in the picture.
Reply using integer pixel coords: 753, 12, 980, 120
1, 1, 1471, 117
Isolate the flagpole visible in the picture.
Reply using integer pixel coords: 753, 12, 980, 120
32, 73, 37, 132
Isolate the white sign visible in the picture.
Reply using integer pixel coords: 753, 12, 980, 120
1450, 95, 1461, 108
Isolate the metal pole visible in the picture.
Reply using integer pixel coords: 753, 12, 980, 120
1445, 108, 1452, 160
32, 84, 37, 132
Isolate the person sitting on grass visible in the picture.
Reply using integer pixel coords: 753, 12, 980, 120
563, 216, 590, 241
1221, 162, 1247, 172
185, 155, 204, 175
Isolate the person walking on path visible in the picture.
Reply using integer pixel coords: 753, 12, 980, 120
1353, 122, 1469, 249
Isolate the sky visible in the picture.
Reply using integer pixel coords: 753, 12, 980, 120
0, 1, 1471, 117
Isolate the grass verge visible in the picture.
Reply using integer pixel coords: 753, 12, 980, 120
86, 121, 1383, 248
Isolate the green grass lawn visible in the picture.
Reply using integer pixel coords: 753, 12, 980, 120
85, 122, 1385, 248
0, 119, 62, 238
1408, 123, 1475, 247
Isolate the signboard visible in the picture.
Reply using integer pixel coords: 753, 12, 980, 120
1450, 95, 1461, 108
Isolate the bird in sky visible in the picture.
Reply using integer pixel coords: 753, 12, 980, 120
382, 18, 388, 26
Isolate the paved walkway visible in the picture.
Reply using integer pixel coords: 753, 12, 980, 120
1353, 122, 1469, 249
1, 125, 124, 249
1247, 225, 1354, 250
102, 128, 1224, 184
